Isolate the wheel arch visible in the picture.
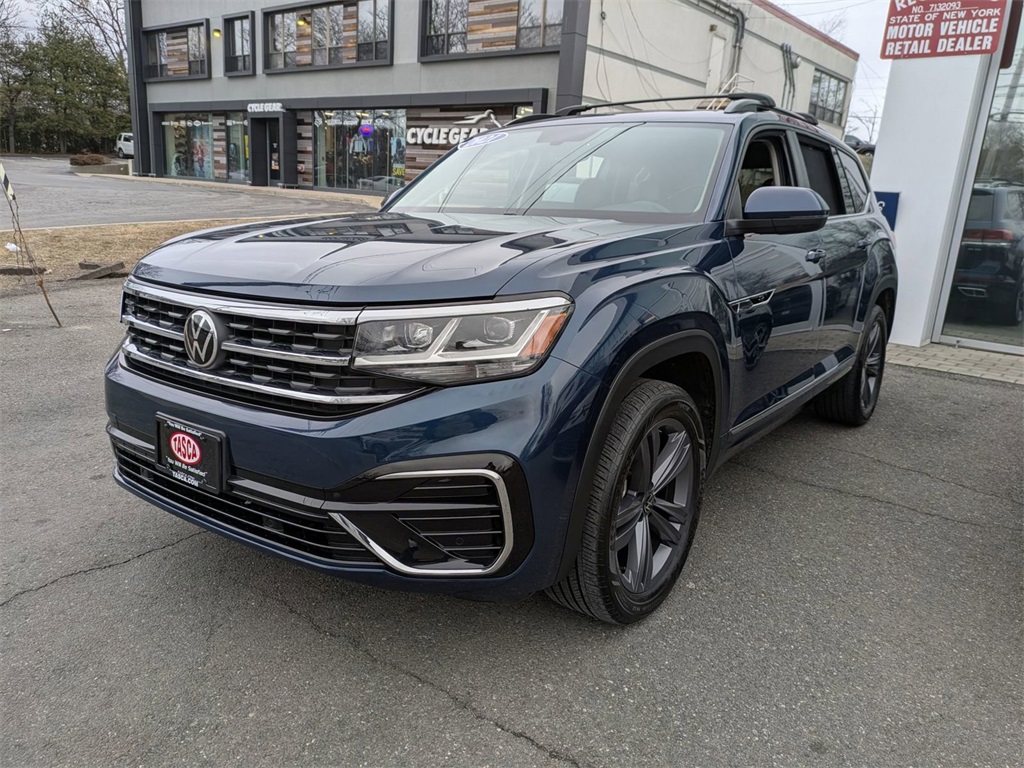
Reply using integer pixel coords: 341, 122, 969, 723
553, 324, 728, 584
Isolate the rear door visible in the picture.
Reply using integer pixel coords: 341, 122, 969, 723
793, 136, 873, 365
725, 129, 826, 431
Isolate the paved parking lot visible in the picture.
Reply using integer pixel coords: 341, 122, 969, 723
1, 156, 372, 229
1, 281, 1021, 767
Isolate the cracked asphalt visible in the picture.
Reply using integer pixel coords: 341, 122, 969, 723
1, 280, 1022, 767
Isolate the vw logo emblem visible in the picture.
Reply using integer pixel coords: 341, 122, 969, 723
183, 309, 223, 369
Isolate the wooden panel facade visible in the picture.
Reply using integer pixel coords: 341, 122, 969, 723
212, 115, 228, 179
297, 111, 314, 186
165, 30, 190, 76
466, 0, 519, 52
404, 104, 519, 180
296, 12, 313, 66
343, 4, 358, 63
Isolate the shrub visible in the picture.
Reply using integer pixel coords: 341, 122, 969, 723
69, 154, 110, 166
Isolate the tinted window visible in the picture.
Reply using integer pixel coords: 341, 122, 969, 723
837, 150, 868, 213
799, 140, 843, 215
966, 191, 994, 222
1007, 192, 1024, 221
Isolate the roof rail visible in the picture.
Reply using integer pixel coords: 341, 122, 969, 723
555, 92, 777, 116
505, 112, 558, 126
722, 99, 820, 126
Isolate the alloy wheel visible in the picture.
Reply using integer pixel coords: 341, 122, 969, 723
861, 320, 885, 412
610, 417, 696, 596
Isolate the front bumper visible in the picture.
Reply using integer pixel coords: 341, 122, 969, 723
105, 349, 601, 600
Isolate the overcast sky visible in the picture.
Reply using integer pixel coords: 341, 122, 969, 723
778, 0, 892, 140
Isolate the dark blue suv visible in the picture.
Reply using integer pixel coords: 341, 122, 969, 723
106, 95, 897, 624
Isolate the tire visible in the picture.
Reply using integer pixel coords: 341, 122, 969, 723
117, 147, 125, 158
814, 304, 888, 426
546, 379, 706, 625
992, 282, 1023, 326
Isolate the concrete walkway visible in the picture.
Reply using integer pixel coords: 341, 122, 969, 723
888, 342, 1024, 385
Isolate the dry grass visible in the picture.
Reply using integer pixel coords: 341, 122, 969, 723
0, 218, 284, 291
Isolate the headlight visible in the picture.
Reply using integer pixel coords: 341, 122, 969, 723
352, 296, 572, 385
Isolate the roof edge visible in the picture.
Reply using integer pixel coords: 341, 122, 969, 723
749, 0, 861, 62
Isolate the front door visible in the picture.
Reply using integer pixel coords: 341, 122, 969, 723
725, 131, 825, 431
795, 137, 871, 366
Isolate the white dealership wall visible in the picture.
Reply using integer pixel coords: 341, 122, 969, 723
582, 0, 859, 137
871, 55, 996, 347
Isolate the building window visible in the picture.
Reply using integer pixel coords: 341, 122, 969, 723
265, 2, 389, 70
144, 23, 208, 79
357, 0, 389, 61
312, 4, 346, 65
267, 10, 298, 69
224, 15, 253, 74
425, 0, 467, 55
518, 0, 563, 48
809, 69, 848, 126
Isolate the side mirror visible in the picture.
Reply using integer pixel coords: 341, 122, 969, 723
726, 186, 829, 236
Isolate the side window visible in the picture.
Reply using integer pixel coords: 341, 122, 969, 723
1008, 192, 1024, 222
837, 150, 869, 213
799, 139, 844, 216
735, 134, 792, 211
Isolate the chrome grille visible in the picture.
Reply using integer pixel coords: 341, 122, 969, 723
120, 279, 423, 417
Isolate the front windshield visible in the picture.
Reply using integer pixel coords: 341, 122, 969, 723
392, 121, 729, 223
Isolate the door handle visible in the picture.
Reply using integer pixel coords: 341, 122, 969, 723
856, 238, 871, 249
806, 249, 826, 263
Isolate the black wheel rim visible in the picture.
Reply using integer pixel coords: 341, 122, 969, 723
610, 417, 695, 596
861, 320, 885, 412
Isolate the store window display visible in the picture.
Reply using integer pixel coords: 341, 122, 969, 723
313, 109, 406, 191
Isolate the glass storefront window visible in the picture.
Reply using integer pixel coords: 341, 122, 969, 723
163, 114, 214, 179
226, 113, 250, 182
313, 109, 406, 192
161, 112, 249, 183
941, 38, 1024, 348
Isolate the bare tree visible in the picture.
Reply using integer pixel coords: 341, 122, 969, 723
1, 0, 22, 31
817, 12, 847, 41
44, 0, 126, 76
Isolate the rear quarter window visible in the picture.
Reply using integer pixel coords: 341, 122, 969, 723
966, 192, 994, 222
836, 149, 869, 213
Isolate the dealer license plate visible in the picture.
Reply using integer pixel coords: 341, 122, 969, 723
157, 415, 224, 494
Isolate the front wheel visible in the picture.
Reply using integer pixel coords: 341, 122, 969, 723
546, 379, 706, 624
814, 304, 888, 426
117, 147, 125, 158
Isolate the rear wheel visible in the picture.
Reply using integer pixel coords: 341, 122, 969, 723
992, 281, 1024, 326
814, 304, 888, 426
546, 379, 705, 625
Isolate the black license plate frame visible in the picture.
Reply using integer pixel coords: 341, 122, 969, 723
156, 414, 227, 494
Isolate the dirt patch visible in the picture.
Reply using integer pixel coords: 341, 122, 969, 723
0, 218, 295, 291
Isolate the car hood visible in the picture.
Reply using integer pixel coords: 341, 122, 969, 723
130, 212, 698, 305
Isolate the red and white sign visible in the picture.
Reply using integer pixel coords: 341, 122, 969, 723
881, 0, 1008, 60
168, 431, 202, 466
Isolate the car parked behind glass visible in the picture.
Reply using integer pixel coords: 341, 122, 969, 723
950, 183, 1024, 325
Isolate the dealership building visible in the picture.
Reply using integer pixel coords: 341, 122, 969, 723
872, 0, 1023, 355
125, 0, 858, 192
